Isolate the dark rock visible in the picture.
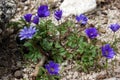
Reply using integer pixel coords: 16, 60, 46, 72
0, 29, 2, 34
14, 70, 23, 79
16, 61, 22, 68
0, 0, 17, 21
0, 0, 17, 30
21, 0, 27, 3
1, 76, 9, 80
96, 74, 107, 80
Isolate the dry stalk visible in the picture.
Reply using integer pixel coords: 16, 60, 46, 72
31, 56, 46, 77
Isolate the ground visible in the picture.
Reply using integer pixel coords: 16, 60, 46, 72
0, 28, 23, 79
1, 0, 120, 80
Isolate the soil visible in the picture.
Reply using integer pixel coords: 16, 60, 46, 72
0, 28, 23, 79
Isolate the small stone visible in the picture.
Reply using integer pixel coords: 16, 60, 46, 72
48, 0, 55, 3
103, 18, 108, 24
97, 0, 106, 3
114, 67, 120, 74
99, 27, 106, 33
24, 6, 29, 10
14, 70, 23, 79
0, 29, 2, 34
61, 78, 66, 80
2, 76, 9, 80
116, 74, 120, 78
23, 74, 29, 80
96, 74, 106, 80
17, 8, 21, 11
60, 0, 96, 17
68, 71, 73, 75
16, 61, 22, 68
96, 40, 102, 47
104, 77, 116, 80
73, 72, 78, 79
66, 75, 71, 79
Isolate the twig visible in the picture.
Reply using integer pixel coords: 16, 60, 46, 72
31, 56, 46, 77
30, 41, 49, 79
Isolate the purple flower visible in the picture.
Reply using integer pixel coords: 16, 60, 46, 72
45, 61, 60, 75
37, 5, 50, 17
101, 44, 115, 59
54, 10, 62, 21
85, 27, 98, 39
76, 14, 88, 25
109, 23, 120, 32
23, 13, 32, 22
32, 15, 39, 24
19, 26, 37, 40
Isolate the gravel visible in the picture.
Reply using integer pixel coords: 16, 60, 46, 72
9, 0, 120, 80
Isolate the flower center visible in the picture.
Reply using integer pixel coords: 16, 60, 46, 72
50, 68, 54, 72
105, 50, 109, 55
90, 32, 93, 36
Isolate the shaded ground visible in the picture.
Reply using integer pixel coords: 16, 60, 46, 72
0, 28, 23, 79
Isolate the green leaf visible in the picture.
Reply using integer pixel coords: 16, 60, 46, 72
76, 48, 84, 53
24, 41, 33, 47
40, 39, 53, 51
55, 42, 61, 48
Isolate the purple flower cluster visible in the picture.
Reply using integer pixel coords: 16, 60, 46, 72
21, 5, 64, 40
45, 61, 60, 75
85, 27, 98, 39
23, 5, 50, 24
101, 44, 115, 59
109, 23, 120, 32
76, 14, 88, 25
23, 5, 63, 25
23, 14, 40, 24
19, 26, 37, 40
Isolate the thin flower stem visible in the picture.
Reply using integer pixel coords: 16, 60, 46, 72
32, 40, 49, 57
45, 19, 48, 37
112, 32, 117, 71
105, 59, 109, 75
111, 60, 115, 75
58, 21, 61, 42
111, 32, 117, 47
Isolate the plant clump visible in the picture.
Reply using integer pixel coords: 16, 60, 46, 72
17, 4, 119, 80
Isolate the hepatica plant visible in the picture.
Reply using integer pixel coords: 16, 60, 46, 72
23, 13, 32, 22
19, 26, 37, 40
109, 23, 120, 32
45, 61, 60, 75
37, 5, 50, 17
85, 27, 99, 39
54, 10, 62, 21
101, 44, 115, 59
76, 14, 88, 25
18, 4, 118, 79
